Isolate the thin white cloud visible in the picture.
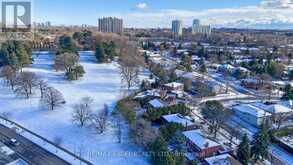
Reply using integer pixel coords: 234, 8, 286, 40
121, 1, 293, 29
261, 0, 293, 9
136, 3, 148, 10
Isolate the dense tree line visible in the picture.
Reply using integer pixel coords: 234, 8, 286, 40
95, 42, 117, 63
0, 66, 65, 110
240, 59, 285, 79
0, 41, 32, 70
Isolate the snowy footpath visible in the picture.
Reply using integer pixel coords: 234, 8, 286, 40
0, 51, 149, 165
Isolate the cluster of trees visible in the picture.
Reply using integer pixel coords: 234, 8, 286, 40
241, 60, 285, 79
192, 80, 216, 97
181, 55, 192, 72
0, 66, 65, 110
116, 97, 138, 124
130, 118, 186, 165
58, 35, 77, 54
54, 53, 85, 80
0, 41, 32, 70
144, 104, 191, 122
149, 63, 177, 84
150, 136, 186, 165
72, 97, 109, 134
73, 30, 94, 50
95, 42, 117, 63
236, 125, 270, 165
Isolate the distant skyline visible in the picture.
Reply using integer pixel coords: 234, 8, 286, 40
31, 0, 293, 29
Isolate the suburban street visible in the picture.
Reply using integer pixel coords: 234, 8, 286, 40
0, 124, 70, 165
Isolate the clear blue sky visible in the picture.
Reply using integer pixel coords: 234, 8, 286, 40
33, 0, 261, 26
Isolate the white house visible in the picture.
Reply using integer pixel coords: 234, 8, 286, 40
149, 99, 165, 108
161, 114, 197, 129
163, 82, 184, 91
233, 104, 272, 127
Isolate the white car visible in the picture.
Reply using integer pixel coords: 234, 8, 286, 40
9, 138, 20, 146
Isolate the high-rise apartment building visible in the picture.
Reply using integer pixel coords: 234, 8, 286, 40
98, 17, 123, 34
172, 20, 183, 36
192, 19, 211, 36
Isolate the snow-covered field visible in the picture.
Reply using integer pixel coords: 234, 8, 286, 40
0, 51, 149, 165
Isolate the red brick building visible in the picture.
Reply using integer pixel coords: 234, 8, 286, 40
183, 130, 222, 160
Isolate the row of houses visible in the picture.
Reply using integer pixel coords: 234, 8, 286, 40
161, 113, 241, 164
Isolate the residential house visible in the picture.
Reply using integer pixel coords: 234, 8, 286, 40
161, 114, 198, 130
163, 82, 184, 91
183, 130, 222, 160
217, 64, 235, 74
233, 104, 272, 127
204, 154, 242, 165
148, 99, 166, 109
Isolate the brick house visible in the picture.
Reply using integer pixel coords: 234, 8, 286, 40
183, 130, 222, 160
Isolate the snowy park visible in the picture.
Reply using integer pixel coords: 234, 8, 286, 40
0, 51, 149, 165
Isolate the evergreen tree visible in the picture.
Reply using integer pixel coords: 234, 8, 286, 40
169, 70, 177, 82
58, 35, 76, 53
237, 134, 251, 165
15, 43, 31, 70
281, 84, 293, 100
251, 125, 270, 162
199, 57, 207, 73
150, 137, 175, 165
182, 55, 192, 72
95, 43, 106, 63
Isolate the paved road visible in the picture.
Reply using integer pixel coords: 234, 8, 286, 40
0, 124, 70, 165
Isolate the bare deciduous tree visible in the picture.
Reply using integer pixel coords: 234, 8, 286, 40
119, 43, 143, 90
274, 113, 291, 129
130, 118, 159, 147
120, 63, 139, 90
15, 72, 38, 98
41, 87, 65, 110
116, 119, 122, 143
37, 80, 48, 98
72, 97, 93, 127
0, 66, 17, 90
89, 104, 109, 134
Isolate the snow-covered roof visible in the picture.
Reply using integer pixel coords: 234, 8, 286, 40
183, 130, 220, 150
233, 104, 272, 118
218, 64, 235, 70
242, 78, 258, 83
164, 82, 184, 88
149, 99, 164, 108
134, 89, 161, 99
205, 154, 240, 165
162, 114, 194, 126
181, 72, 193, 79
252, 103, 292, 114
266, 104, 292, 114
0, 145, 15, 155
